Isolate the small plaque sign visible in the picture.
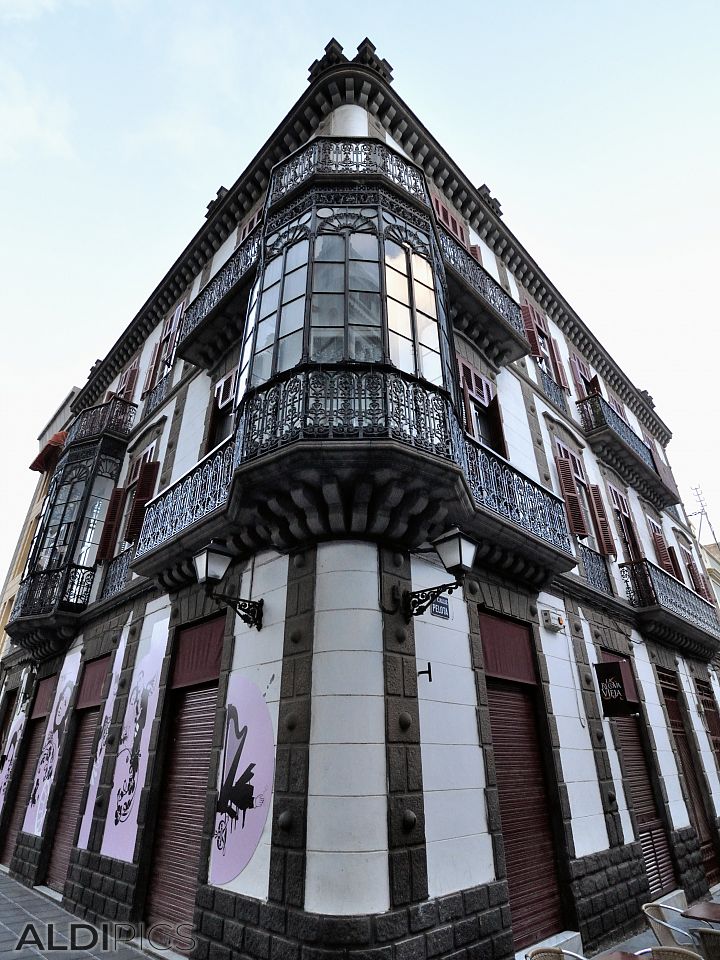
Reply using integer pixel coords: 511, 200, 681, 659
431, 596, 450, 619
593, 661, 640, 717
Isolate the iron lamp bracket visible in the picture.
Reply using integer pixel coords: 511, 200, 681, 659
209, 592, 264, 631
402, 581, 462, 622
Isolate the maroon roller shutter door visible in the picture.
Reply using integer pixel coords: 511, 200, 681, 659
0, 718, 47, 865
487, 679, 564, 949
145, 684, 218, 952
660, 672, 720, 885
45, 707, 100, 893
601, 653, 676, 896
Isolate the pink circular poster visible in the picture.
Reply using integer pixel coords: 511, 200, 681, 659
209, 674, 275, 885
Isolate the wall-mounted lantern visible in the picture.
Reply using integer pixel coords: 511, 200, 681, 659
192, 541, 264, 631
403, 528, 477, 621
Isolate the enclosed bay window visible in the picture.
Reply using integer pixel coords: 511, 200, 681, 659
238, 200, 453, 399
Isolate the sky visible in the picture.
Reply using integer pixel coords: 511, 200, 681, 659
1, 0, 719, 583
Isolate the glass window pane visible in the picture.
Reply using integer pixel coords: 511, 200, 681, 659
282, 266, 308, 303
348, 292, 382, 326
251, 346, 273, 385
313, 262, 344, 293
387, 298, 412, 338
237, 364, 249, 399
385, 265, 409, 303
310, 328, 344, 362
259, 283, 279, 319
314, 234, 345, 261
412, 253, 434, 289
384, 240, 407, 273
420, 347, 443, 385
262, 257, 282, 290
285, 240, 309, 273
279, 297, 305, 336
349, 233, 378, 261
349, 260, 379, 292
277, 331, 303, 372
349, 327, 382, 363
254, 315, 276, 352
389, 331, 415, 374
413, 282, 437, 318
311, 293, 344, 326
417, 313, 440, 351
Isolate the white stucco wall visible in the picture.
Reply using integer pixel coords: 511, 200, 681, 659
169, 371, 212, 483
496, 368, 540, 482
305, 542, 389, 915
411, 555, 494, 897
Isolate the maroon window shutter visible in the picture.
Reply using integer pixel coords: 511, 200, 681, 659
171, 616, 225, 689
487, 395, 508, 459
76, 655, 111, 709
589, 485, 616, 556
667, 546, 685, 583
521, 305, 542, 358
686, 556, 714, 602
457, 359, 475, 437
586, 374, 602, 397
31, 676, 58, 719
96, 488, 126, 563
555, 456, 590, 538
651, 530, 675, 576
570, 356, 586, 399
479, 612, 537, 685
124, 460, 160, 544
549, 338, 570, 390
124, 363, 139, 402
142, 342, 162, 397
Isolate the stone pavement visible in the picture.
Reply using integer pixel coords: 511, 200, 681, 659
0, 871, 143, 960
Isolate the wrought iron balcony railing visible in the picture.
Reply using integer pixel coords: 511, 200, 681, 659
9, 564, 96, 622
620, 558, 720, 642
437, 229, 525, 340
539, 368, 568, 414
135, 367, 572, 560
100, 548, 134, 601
269, 138, 430, 208
178, 228, 262, 347
577, 394, 655, 469
578, 543, 613, 595
66, 397, 137, 446
141, 372, 172, 420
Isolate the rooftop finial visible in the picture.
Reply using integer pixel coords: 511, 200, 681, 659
352, 38, 393, 82
308, 38, 347, 82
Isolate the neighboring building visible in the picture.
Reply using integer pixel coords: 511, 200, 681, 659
701, 543, 720, 607
3, 38, 720, 960
0, 392, 77, 664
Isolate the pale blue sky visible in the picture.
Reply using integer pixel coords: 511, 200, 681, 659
2, 0, 719, 580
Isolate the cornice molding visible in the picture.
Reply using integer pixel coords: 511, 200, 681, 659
72, 38, 672, 446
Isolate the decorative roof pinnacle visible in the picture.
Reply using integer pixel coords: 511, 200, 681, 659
308, 37, 393, 84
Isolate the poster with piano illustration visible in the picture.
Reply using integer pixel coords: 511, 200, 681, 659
209, 674, 275, 885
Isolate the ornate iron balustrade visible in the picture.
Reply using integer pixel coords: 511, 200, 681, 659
178, 228, 262, 345
577, 394, 655, 470
621, 559, 720, 640
539, 368, 568, 413
579, 543, 613, 594
135, 437, 236, 558
9, 564, 96, 621
100, 548, 134, 600
141, 372, 172, 420
269, 138, 430, 207
136, 367, 573, 561
437, 229, 525, 338
66, 397, 137, 445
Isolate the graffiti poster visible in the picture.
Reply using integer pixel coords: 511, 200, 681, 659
0, 668, 33, 819
22, 647, 82, 837
209, 674, 275, 885
77, 622, 130, 850
101, 611, 169, 861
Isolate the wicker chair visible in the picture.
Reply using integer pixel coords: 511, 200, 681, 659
526, 950, 586, 960
635, 948, 701, 960
642, 903, 702, 949
689, 928, 720, 960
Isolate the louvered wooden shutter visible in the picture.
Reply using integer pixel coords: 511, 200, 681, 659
96, 488, 126, 562
586, 374, 602, 397
549, 338, 569, 390
589, 485, 616, 556
458, 361, 475, 436
124, 461, 160, 544
686, 556, 714, 602
555, 457, 590, 537
142, 343, 162, 397
667, 545, 685, 583
651, 530, 675, 576
487, 395, 508, 459
570, 356, 585, 399
521, 305, 542, 357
